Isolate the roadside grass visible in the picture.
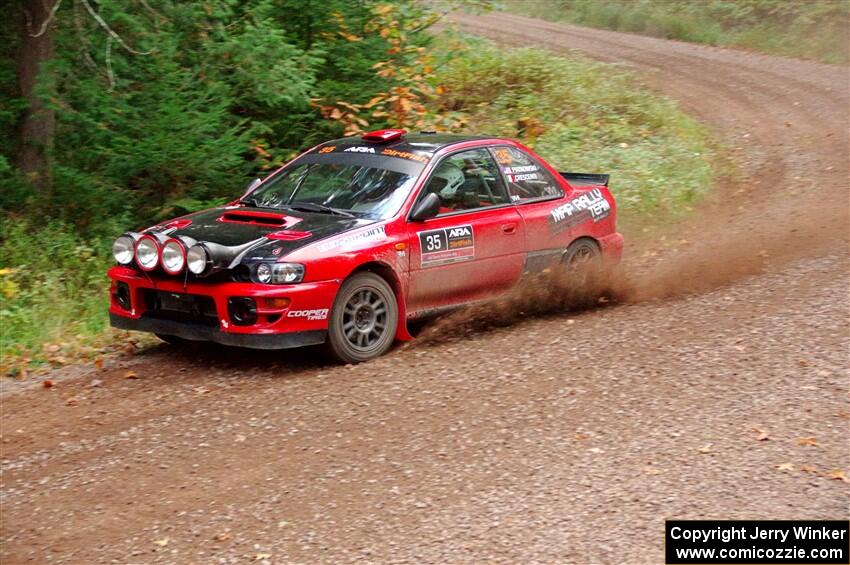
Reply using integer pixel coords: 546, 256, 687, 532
0, 221, 149, 376
502, 0, 850, 65
0, 38, 721, 374
433, 38, 718, 225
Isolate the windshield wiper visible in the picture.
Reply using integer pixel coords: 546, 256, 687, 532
285, 202, 356, 218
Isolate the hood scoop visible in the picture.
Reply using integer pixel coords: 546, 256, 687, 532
218, 210, 302, 228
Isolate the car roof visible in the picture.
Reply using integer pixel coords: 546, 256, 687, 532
321, 132, 498, 155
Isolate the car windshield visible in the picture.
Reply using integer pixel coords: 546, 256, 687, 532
243, 161, 417, 219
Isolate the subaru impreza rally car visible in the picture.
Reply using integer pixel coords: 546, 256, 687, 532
108, 129, 623, 362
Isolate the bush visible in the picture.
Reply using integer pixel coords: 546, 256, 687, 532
0, 221, 114, 368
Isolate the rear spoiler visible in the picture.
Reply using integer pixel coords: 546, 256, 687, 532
560, 172, 609, 187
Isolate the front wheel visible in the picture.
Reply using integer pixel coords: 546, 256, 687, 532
327, 272, 398, 363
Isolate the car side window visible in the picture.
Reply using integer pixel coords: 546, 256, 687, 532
417, 148, 511, 215
492, 146, 563, 202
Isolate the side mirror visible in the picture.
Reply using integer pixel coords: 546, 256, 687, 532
409, 192, 441, 222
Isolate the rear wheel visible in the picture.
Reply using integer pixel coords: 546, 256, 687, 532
327, 272, 398, 363
562, 238, 601, 270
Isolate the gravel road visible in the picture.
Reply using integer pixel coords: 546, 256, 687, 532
2, 12, 848, 565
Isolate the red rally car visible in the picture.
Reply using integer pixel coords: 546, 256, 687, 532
108, 129, 623, 363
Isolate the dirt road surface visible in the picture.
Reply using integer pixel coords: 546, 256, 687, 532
2, 12, 848, 565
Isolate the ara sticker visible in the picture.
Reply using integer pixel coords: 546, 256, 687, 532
549, 188, 611, 233
343, 146, 376, 153
418, 225, 475, 267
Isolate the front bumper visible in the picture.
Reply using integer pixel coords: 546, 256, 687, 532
108, 266, 338, 349
109, 313, 326, 349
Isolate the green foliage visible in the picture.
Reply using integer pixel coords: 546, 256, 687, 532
434, 41, 715, 217
504, 0, 850, 65
0, 220, 114, 365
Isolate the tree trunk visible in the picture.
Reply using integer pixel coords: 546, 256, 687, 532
17, 0, 57, 196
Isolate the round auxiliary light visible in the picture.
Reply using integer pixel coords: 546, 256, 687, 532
187, 244, 209, 275
112, 234, 136, 265
135, 235, 160, 271
161, 239, 186, 274
256, 263, 272, 283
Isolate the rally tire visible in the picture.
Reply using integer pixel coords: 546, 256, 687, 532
327, 272, 398, 364
562, 238, 601, 269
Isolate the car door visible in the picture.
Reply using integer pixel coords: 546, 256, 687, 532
406, 146, 526, 315
492, 145, 570, 273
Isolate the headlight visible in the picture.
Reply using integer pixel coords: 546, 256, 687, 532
187, 244, 210, 275
161, 239, 186, 274
256, 263, 272, 283
255, 262, 304, 284
135, 235, 160, 271
112, 234, 136, 265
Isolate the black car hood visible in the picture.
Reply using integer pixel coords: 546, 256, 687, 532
150, 206, 373, 264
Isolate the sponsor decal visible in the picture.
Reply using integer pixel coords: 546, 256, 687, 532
502, 165, 538, 174
312, 144, 430, 164
508, 172, 539, 182
418, 224, 475, 267
549, 188, 611, 233
494, 148, 513, 165
380, 148, 430, 164
287, 308, 329, 321
316, 225, 387, 252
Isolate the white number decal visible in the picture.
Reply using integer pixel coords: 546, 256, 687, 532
425, 234, 442, 251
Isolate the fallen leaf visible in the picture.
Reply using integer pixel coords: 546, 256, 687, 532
826, 470, 849, 483
255, 554, 272, 561
797, 436, 819, 447
775, 462, 794, 471
698, 444, 712, 454
42, 380, 53, 389
153, 538, 169, 547
574, 432, 589, 441
752, 428, 770, 441
213, 532, 231, 542
90, 379, 103, 388
800, 465, 818, 473
65, 397, 78, 406
94, 358, 104, 370
124, 370, 138, 379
